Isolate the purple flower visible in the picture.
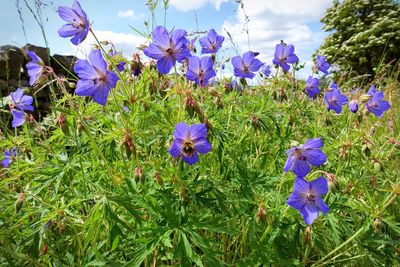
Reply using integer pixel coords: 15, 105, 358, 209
109, 50, 126, 72
185, 56, 216, 87
2, 147, 17, 168
26, 50, 44, 86
57, 0, 90, 45
366, 85, 377, 97
349, 99, 359, 113
329, 81, 339, 91
11, 88, 34, 112
231, 51, 263, 79
199, 29, 224, 54
366, 90, 390, 118
284, 137, 327, 177
74, 50, 119, 106
315, 54, 330, 75
11, 109, 26, 128
169, 122, 211, 165
143, 26, 190, 74
287, 177, 329, 225
261, 64, 271, 77
305, 76, 320, 98
272, 43, 299, 72
324, 88, 348, 114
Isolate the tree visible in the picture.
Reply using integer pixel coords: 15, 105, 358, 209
318, 0, 400, 78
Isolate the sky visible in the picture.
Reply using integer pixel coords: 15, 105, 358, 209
0, 0, 334, 79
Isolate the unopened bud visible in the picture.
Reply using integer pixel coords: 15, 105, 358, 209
181, 187, 190, 205
154, 171, 163, 186
256, 204, 266, 222
251, 114, 261, 130
360, 94, 372, 103
349, 99, 358, 113
55, 113, 69, 134
134, 166, 145, 182
68, 82, 76, 89
15, 192, 25, 212
184, 96, 201, 118
373, 159, 383, 172
373, 218, 384, 234
327, 173, 339, 192
122, 130, 136, 158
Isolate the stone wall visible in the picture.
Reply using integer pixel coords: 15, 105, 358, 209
0, 44, 77, 125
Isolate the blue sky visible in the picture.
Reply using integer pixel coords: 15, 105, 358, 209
1, 0, 333, 78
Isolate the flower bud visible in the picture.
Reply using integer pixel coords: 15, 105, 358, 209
360, 94, 372, 103
68, 82, 76, 89
15, 192, 25, 212
251, 114, 261, 130
327, 173, 339, 192
154, 171, 163, 186
181, 187, 190, 205
256, 203, 267, 222
349, 99, 358, 113
55, 113, 69, 134
373, 218, 384, 234
373, 159, 383, 172
134, 166, 145, 182
370, 176, 377, 189
184, 96, 201, 118
122, 130, 136, 158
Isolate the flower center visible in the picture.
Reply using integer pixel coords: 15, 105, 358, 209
182, 141, 195, 156
306, 193, 316, 202
293, 148, 306, 160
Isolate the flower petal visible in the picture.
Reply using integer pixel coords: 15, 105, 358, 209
189, 123, 208, 142
174, 122, 189, 140
169, 140, 182, 158
194, 139, 211, 154
292, 158, 310, 177
300, 203, 319, 225
310, 177, 329, 195
182, 152, 199, 165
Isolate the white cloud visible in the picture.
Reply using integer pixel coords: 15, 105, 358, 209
169, 0, 230, 12
70, 30, 147, 58
221, 0, 332, 78
117, 9, 144, 20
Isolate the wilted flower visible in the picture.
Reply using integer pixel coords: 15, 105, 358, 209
26, 50, 45, 86
169, 122, 211, 165
349, 99, 359, 113
315, 54, 330, 75
260, 64, 271, 77
2, 147, 17, 168
324, 88, 348, 114
186, 56, 216, 87
57, 0, 90, 45
74, 49, 119, 105
287, 177, 329, 225
143, 26, 190, 74
305, 76, 320, 98
199, 29, 224, 54
231, 51, 263, 79
365, 85, 390, 118
272, 43, 299, 72
284, 137, 327, 177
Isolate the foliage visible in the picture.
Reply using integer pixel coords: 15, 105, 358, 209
318, 0, 400, 79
